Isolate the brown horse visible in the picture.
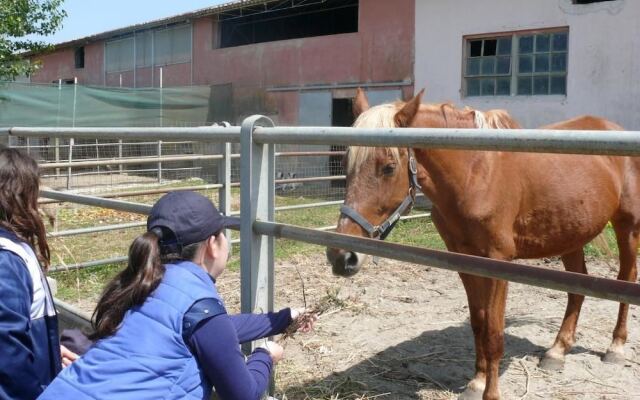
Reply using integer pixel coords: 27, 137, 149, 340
326, 89, 639, 400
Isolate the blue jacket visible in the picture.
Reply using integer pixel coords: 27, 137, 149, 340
40, 261, 224, 400
0, 228, 60, 400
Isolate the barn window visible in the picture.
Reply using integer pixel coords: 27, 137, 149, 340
105, 36, 134, 73
154, 24, 191, 66
218, 0, 358, 48
464, 28, 568, 97
74, 47, 85, 69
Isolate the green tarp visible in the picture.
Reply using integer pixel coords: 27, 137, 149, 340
0, 82, 215, 127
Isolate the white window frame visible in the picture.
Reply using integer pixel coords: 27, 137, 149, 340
462, 27, 569, 97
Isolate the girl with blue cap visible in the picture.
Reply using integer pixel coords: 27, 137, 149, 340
40, 190, 315, 400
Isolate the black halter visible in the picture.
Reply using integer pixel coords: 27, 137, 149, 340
340, 148, 422, 240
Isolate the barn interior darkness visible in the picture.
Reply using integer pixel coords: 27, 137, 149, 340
329, 98, 353, 187
219, 0, 359, 48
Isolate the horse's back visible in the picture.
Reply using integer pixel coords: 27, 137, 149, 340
541, 115, 623, 131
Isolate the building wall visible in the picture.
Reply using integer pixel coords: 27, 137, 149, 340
192, 0, 413, 88
191, 0, 414, 124
29, 0, 415, 125
31, 42, 104, 84
415, 0, 640, 129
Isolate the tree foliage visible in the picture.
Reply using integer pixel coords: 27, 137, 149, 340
0, 0, 66, 80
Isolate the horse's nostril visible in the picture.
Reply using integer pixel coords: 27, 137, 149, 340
345, 252, 359, 267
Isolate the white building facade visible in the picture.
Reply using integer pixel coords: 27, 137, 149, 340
415, 0, 640, 129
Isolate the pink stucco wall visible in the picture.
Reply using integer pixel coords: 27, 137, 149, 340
31, 42, 104, 84
28, 0, 414, 125
192, 0, 414, 87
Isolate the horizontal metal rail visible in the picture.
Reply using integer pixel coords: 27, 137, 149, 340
39, 184, 224, 204
48, 222, 146, 238
40, 190, 152, 215
274, 151, 345, 157
54, 298, 92, 330
275, 200, 344, 211
10, 140, 194, 149
49, 166, 201, 178
39, 154, 223, 169
253, 126, 640, 156
49, 256, 129, 272
302, 212, 431, 232
255, 222, 640, 306
11, 125, 640, 156
9, 126, 241, 142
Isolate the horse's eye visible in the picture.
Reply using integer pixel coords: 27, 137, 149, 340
382, 164, 396, 176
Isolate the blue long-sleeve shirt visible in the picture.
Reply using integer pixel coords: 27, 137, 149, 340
188, 308, 292, 400
0, 228, 60, 400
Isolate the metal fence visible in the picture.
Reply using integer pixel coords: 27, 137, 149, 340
237, 117, 640, 316
1, 125, 430, 272
3, 120, 640, 325
7, 130, 347, 200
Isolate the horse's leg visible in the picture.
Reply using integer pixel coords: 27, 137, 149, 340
603, 221, 639, 364
458, 274, 488, 400
483, 278, 508, 400
458, 275, 507, 400
540, 249, 587, 371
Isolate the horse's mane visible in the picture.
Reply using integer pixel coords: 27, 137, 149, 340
347, 101, 520, 174
347, 103, 402, 174
473, 108, 521, 130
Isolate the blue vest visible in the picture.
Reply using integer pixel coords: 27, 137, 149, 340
39, 261, 223, 400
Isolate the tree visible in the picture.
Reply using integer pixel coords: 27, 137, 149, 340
0, 0, 66, 80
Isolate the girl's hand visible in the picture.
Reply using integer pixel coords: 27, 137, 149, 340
290, 308, 318, 333
263, 341, 284, 364
60, 345, 78, 368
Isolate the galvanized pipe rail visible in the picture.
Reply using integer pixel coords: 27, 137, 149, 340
238, 118, 640, 319
253, 126, 640, 156
40, 189, 152, 215
255, 222, 640, 306
39, 154, 224, 169
9, 126, 242, 142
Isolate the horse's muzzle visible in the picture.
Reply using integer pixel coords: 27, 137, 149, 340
326, 247, 366, 277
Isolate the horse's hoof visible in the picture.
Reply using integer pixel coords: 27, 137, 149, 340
602, 350, 625, 365
539, 355, 565, 371
458, 387, 483, 400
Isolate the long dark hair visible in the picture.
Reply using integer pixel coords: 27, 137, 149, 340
0, 147, 50, 268
91, 231, 204, 340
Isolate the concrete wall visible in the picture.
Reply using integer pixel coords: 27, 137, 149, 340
415, 0, 640, 129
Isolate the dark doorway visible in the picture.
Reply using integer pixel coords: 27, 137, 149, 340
330, 98, 354, 187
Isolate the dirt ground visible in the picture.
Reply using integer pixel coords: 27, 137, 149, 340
209, 251, 640, 400
66, 250, 639, 399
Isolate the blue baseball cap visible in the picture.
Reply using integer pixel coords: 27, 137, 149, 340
147, 191, 239, 253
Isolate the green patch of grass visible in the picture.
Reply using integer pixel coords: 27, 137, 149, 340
584, 223, 618, 258
50, 263, 123, 304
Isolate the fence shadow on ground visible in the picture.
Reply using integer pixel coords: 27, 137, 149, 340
281, 317, 595, 399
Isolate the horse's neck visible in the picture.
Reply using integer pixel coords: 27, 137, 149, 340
416, 149, 496, 203
414, 107, 501, 205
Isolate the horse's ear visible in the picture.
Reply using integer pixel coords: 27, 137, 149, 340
394, 89, 425, 127
353, 87, 370, 118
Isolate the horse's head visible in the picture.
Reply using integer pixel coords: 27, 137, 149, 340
326, 88, 427, 277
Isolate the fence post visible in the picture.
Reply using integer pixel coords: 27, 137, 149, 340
157, 140, 162, 183
240, 115, 275, 339
66, 138, 74, 190
118, 139, 123, 172
219, 140, 232, 248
